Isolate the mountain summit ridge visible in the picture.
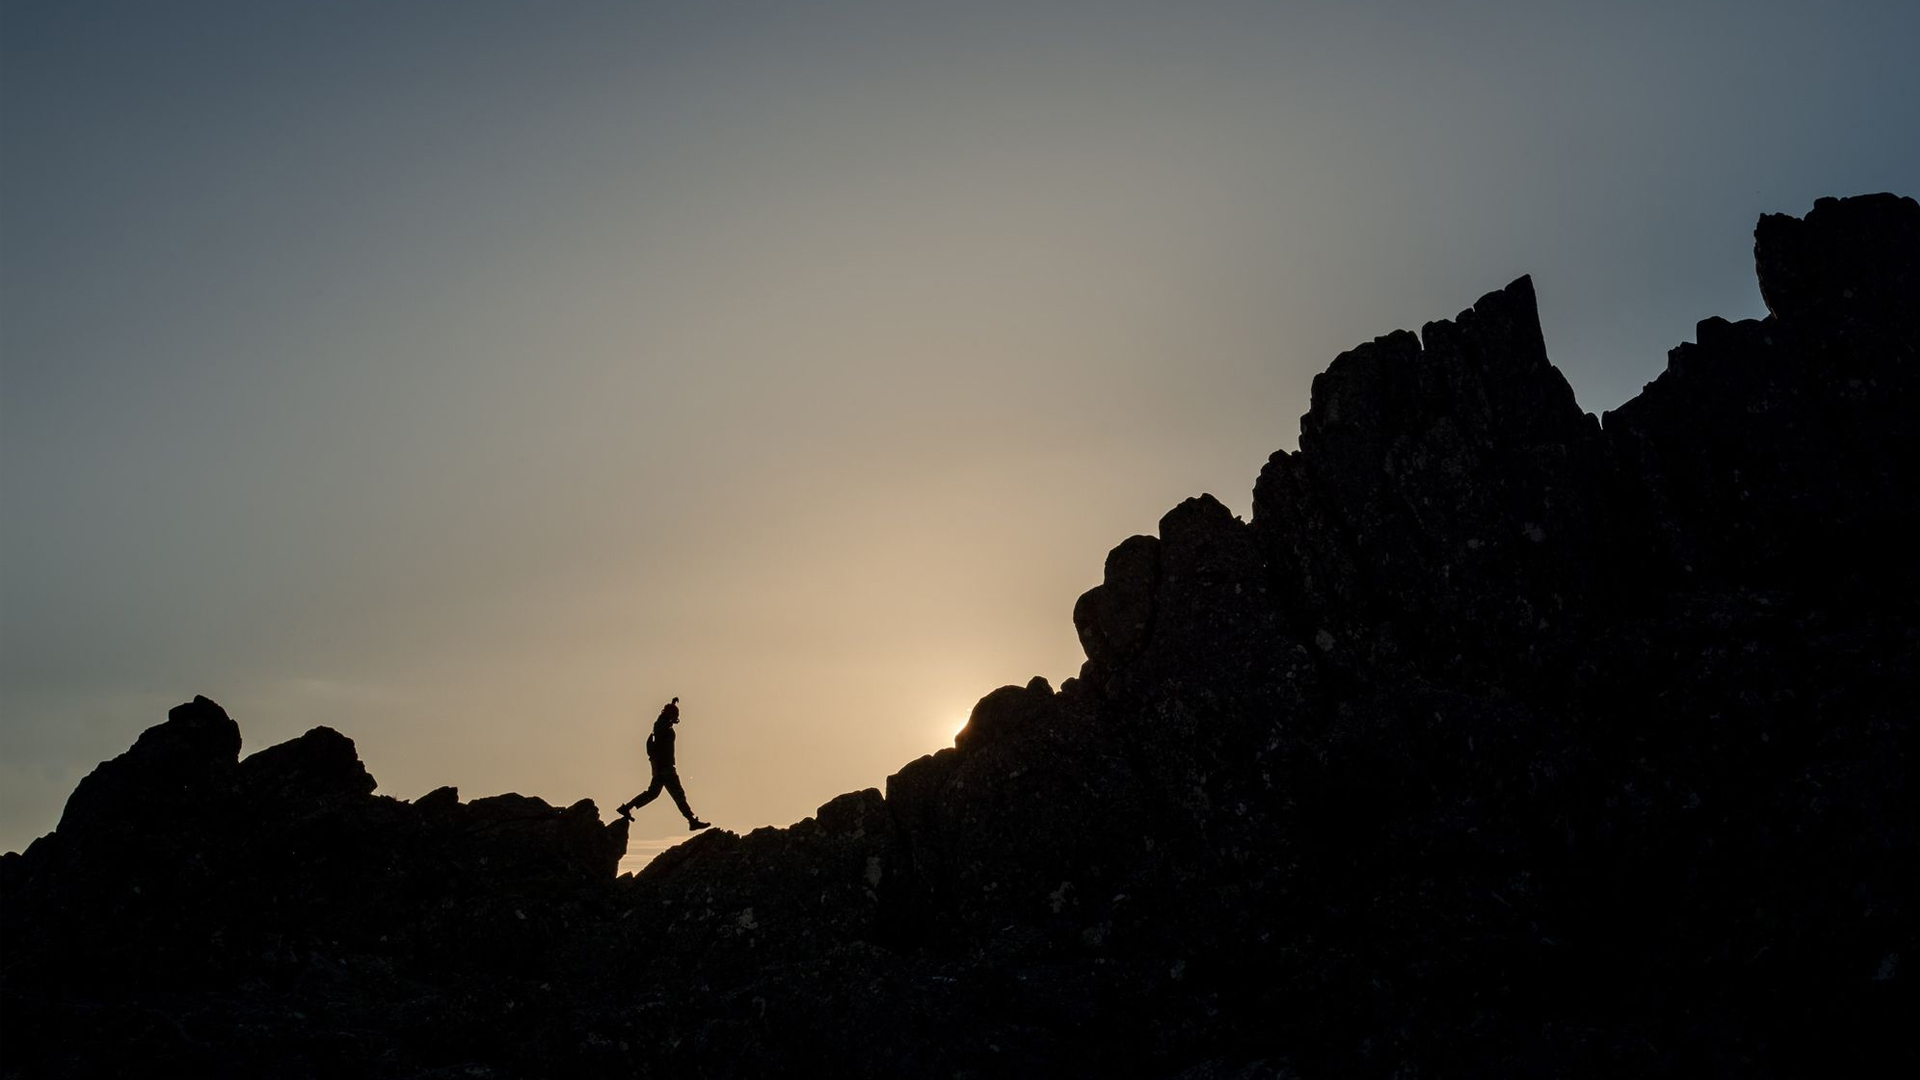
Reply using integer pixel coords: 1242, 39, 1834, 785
5, 193, 1916, 1078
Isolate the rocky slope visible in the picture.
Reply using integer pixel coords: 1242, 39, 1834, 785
4, 193, 1915, 1078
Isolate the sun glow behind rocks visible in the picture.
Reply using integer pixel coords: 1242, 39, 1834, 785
3, 0, 1919, 856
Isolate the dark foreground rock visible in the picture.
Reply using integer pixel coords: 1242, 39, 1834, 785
4, 194, 1916, 1078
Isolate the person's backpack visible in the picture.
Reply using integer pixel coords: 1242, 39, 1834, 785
645, 732, 662, 762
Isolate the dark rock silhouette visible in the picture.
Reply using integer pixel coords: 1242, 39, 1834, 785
4, 193, 1916, 1078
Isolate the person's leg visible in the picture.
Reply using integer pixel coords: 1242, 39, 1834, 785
622, 773, 666, 812
663, 770, 695, 820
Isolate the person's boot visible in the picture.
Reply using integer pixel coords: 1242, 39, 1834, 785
616, 803, 633, 822
688, 818, 710, 831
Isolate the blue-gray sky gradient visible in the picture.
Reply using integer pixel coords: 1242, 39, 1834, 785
5, 0, 1917, 856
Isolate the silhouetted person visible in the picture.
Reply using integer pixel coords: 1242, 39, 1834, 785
617, 697, 710, 831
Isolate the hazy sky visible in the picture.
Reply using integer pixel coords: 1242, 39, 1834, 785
4, 0, 1916, 861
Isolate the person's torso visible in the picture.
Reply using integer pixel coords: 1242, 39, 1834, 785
647, 717, 677, 764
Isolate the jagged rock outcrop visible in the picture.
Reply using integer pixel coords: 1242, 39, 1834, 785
2, 696, 627, 1004
4, 193, 1915, 1078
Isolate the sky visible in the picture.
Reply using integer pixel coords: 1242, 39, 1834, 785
4, 0, 1917, 862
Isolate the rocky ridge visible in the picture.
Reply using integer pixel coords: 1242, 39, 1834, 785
3, 193, 1915, 1078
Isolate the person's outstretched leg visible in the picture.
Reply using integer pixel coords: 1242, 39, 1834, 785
663, 771, 709, 831
618, 774, 667, 818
